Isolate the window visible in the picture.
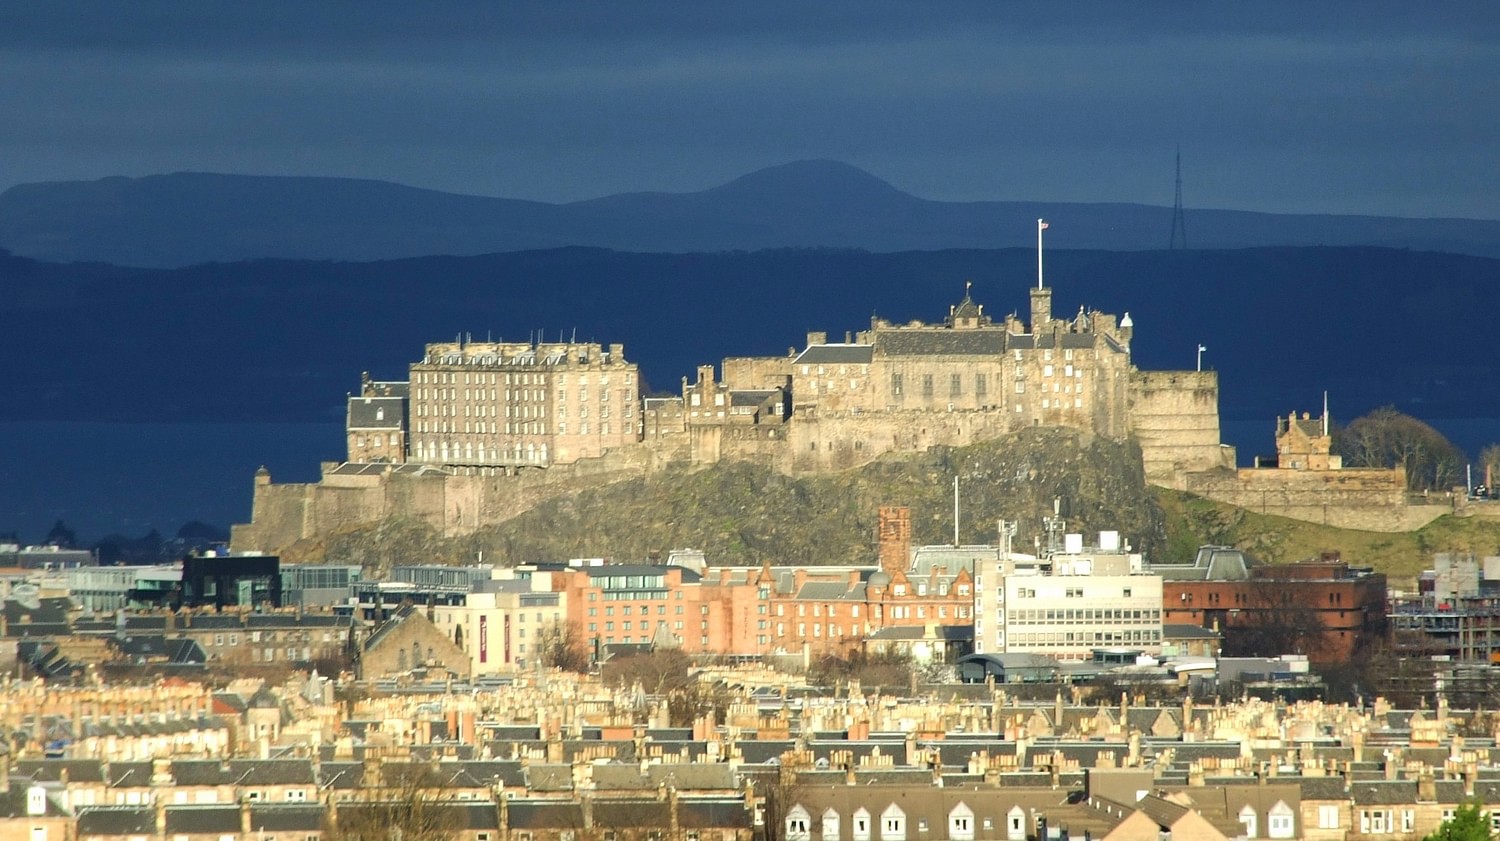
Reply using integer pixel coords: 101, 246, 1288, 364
787, 806, 812, 841
950, 374, 961, 396
852, 810, 871, 841
881, 804, 906, 841
975, 373, 987, 396
1268, 801, 1295, 838
921, 375, 933, 397
821, 810, 840, 841
891, 374, 903, 395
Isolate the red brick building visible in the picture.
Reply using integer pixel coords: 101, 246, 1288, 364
1156, 548, 1387, 664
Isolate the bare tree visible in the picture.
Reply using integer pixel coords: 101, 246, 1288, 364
1334, 406, 1466, 491
325, 762, 464, 841
537, 619, 591, 673
751, 766, 806, 841
1220, 573, 1325, 658
601, 648, 694, 694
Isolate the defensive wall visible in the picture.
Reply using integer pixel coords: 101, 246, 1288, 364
1128, 370, 1234, 486
230, 444, 666, 556
1182, 464, 1452, 532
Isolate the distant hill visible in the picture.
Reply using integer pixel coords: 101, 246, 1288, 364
3, 160, 1499, 267
2, 244, 1497, 462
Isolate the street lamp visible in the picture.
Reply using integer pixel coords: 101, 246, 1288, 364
1196, 344, 1206, 372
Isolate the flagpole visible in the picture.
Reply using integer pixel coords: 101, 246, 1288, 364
1037, 218, 1045, 289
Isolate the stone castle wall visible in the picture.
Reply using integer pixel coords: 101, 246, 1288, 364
1183, 465, 1450, 532
231, 446, 658, 555
1128, 370, 1232, 486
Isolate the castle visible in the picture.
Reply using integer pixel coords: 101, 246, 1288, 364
342, 282, 1224, 479
231, 279, 1432, 556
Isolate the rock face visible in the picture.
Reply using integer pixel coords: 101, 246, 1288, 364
295, 427, 1166, 570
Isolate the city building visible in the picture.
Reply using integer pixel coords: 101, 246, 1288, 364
1155, 547, 1387, 664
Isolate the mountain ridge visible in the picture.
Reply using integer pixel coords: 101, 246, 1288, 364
5, 160, 1500, 267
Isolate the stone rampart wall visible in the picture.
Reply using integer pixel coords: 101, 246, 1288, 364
1183, 466, 1450, 531
1129, 370, 1231, 486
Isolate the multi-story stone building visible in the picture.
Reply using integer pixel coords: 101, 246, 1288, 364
407, 340, 640, 468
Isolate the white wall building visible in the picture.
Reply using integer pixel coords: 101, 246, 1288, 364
974, 530, 1164, 660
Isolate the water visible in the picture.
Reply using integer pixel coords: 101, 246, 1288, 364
0, 421, 342, 544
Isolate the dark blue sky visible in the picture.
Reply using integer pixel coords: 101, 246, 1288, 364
2, 2, 1498, 218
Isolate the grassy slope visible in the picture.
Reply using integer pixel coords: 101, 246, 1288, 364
1154, 489, 1500, 588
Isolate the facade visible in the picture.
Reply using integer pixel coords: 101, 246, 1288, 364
432, 577, 569, 674
1390, 552, 1500, 661
407, 340, 640, 468
972, 531, 1163, 661
345, 375, 408, 464
334, 283, 1221, 479
1155, 547, 1388, 665
358, 605, 472, 680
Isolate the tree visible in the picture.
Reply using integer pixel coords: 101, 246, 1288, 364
1480, 444, 1500, 490
1423, 800, 1492, 841
45, 519, 75, 548
806, 649, 913, 689
751, 765, 806, 841
1220, 573, 1325, 658
1334, 406, 1466, 491
326, 762, 464, 841
536, 619, 590, 673
601, 648, 694, 694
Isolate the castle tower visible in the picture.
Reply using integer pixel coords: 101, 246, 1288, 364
877, 506, 912, 576
1030, 286, 1053, 333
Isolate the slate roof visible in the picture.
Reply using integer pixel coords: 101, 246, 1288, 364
105, 762, 153, 788
247, 804, 326, 832
347, 395, 406, 429
328, 462, 453, 476
76, 806, 156, 836
0, 782, 66, 818
17, 759, 105, 783
729, 389, 782, 408
679, 798, 753, 828
228, 759, 316, 786
1351, 780, 1418, 805
506, 799, 585, 829
1298, 776, 1351, 801
795, 581, 866, 601
876, 330, 1008, 356
524, 764, 573, 792
593, 799, 672, 827
868, 624, 972, 641
795, 344, 874, 365
165, 805, 241, 835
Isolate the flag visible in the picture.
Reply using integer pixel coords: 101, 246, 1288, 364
1038, 220, 1049, 230
1198, 344, 1207, 352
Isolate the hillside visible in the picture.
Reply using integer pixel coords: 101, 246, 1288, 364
4, 161, 1499, 267
289, 428, 1168, 572
282, 427, 1500, 589
1156, 490, 1500, 588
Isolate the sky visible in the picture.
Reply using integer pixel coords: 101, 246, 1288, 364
2, 3, 1499, 218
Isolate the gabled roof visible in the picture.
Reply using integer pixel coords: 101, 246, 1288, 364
347, 395, 406, 429
794, 344, 874, 366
